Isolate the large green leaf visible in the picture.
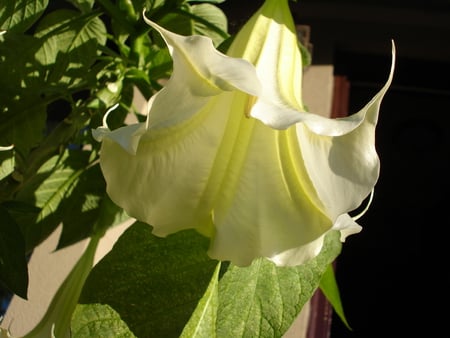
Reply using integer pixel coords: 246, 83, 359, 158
216, 231, 342, 337
0, 205, 28, 299
0, 0, 49, 33
79, 222, 218, 338
71, 303, 136, 338
180, 262, 221, 338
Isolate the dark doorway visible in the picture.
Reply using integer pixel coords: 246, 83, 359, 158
330, 51, 450, 338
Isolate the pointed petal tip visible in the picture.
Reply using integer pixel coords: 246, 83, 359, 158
331, 214, 362, 242
0, 144, 14, 151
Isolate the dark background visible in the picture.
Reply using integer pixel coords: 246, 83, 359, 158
219, 1, 450, 337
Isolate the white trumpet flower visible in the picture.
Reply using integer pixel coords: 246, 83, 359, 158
94, 0, 395, 266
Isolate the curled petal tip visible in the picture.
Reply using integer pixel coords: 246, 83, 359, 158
0, 144, 14, 151
103, 103, 120, 128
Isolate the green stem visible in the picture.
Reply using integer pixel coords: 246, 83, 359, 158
96, 0, 137, 35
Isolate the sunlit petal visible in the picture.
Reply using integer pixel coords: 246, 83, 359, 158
331, 214, 363, 242
99, 93, 235, 237
209, 121, 331, 266
296, 45, 395, 219
142, 14, 261, 129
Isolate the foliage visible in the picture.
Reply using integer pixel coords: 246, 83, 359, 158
0, 0, 345, 336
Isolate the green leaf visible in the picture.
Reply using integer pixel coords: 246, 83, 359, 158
56, 164, 107, 249
0, 205, 28, 299
0, 153, 14, 181
319, 263, 351, 330
15, 150, 99, 251
66, 0, 95, 13
158, 5, 193, 37
34, 9, 107, 85
188, 0, 225, 3
71, 303, 136, 338
90, 194, 130, 238
0, 0, 49, 33
191, 3, 229, 46
216, 231, 342, 337
0, 32, 54, 156
15, 151, 84, 249
0, 102, 47, 159
79, 222, 218, 338
0, 52, 48, 159
180, 262, 221, 338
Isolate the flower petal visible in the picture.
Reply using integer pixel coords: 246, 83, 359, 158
295, 44, 395, 220
269, 214, 362, 267
268, 235, 326, 267
98, 92, 241, 237
208, 122, 332, 266
92, 123, 146, 155
331, 213, 362, 242
142, 15, 261, 129
225, 0, 308, 129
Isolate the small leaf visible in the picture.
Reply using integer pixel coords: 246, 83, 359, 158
158, 5, 193, 37
0, 154, 14, 181
319, 263, 351, 329
188, 0, 226, 3
66, 0, 95, 13
0, 205, 28, 299
180, 262, 221, 338
80, 222, 218, 338
71, 303, 136, 338
0, 98, 47, 161
191, 3, 229, 46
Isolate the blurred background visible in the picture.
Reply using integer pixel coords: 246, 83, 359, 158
219, 1, 450, 337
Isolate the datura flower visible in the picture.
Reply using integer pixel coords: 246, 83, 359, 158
93, 0, 395, 266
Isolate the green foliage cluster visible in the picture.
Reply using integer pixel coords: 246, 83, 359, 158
0, 1, 346, 336
0, 0, 229, 299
